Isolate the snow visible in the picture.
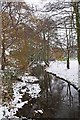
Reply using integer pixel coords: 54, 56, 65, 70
26, 83, 41, 98
0, 75, 41, 119
46, 59, 78, 88
22, 75, 39, 83
35, 110, 43, 114
21, 75, 41, 98
5, 50, 9, 56
37, 110, 43, 114
78, 65, 80, 89
12, 82, 27, 104
16, 101, 28, 108
11, 75, 41, 113
0, 82, 28, 119
0, 106, 3, 119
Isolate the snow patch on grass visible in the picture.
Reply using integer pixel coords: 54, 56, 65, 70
22, 75, 39, 83
0, 75, 41, 119
46, 59, 78, 88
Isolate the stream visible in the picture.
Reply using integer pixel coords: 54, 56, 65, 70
14, 64, 80, 119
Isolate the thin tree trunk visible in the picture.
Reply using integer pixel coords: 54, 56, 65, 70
67, 50, 70, 69
1, 38, 6, 70
64, 22, 70, 69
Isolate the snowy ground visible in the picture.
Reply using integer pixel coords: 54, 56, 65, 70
0, 59, 79, 119
0, 74, 41, 119
46, 59, 78, 89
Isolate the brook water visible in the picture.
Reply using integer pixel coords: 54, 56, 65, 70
15, 64, 80, 119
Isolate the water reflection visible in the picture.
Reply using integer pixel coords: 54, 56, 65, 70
15, 64, 80, 118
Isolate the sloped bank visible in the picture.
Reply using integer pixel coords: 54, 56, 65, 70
0, 73, 41, 119
46, 60, 78, 90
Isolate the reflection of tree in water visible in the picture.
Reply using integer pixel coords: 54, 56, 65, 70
30, 64, 65, 117
39, 77, 65, 117
15, 64, 79, 118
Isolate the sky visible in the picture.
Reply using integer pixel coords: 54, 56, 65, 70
25, 0, 42, 5
25, 0, 72, 6
25, 0, 43, 6
24, 0, 52, 7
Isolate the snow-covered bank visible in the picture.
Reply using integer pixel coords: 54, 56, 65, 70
0, 74, 41, 119
46, 59, 78, 89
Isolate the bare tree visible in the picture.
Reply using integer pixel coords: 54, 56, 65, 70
41, 0, 77, 67
1, 2, 32, 70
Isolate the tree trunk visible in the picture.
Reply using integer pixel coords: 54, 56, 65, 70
67, 49, 70, 69
1, 38, 6, 70
73, 2, 80, 64
43, 31, 49, 66
73, 1, 80, 103
65, 22, 70, 69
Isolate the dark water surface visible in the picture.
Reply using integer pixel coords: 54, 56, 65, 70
15, 64, 80, 119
